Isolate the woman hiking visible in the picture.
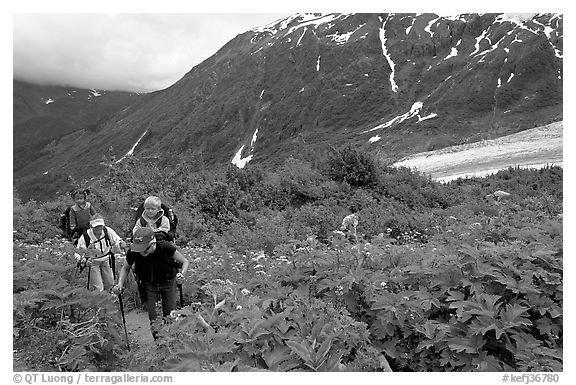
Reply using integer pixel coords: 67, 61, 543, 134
112, 227, 189, 339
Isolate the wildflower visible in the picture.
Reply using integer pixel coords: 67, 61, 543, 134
236, 305, 242, 310
255, 270, 266, 276
201, 279, 234, 301
241, 288, 250, 296
380, 282, 387, 287
254, 264, 264, 269
333, 230, 346, 236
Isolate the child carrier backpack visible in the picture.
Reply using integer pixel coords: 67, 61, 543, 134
134, 202, 178, 242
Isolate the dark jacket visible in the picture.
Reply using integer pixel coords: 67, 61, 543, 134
126, 241, 181, 283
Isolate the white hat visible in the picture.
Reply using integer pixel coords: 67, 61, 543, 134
90, 217, 105, 227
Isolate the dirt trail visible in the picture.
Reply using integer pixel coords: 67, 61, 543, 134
393, 122, 563, 182
124, 309, 155, 347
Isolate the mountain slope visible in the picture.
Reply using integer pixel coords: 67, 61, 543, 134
13, 80, 142, 175
14, 13, 562, 184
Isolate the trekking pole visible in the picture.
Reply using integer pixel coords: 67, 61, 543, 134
109, 253, 116, 281
117, 292, 130, 350
178, 283, 184, 308
86, 264, 91, 290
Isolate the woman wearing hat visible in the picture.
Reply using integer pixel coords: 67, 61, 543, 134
74, 214, 126, 291
113, 227, 189, 339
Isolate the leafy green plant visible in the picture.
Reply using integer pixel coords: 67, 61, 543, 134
13, 242, 126, 371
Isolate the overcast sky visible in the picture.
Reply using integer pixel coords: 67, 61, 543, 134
13, 13, 291, 93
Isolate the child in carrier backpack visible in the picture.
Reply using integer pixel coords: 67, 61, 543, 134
69, 189, 97, 245
75, 215, 126, 292
133, 196, 171, 242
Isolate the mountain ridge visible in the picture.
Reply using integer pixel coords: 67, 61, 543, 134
13, 80, 143, 177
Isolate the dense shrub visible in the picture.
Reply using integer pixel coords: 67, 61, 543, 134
324, 145, 379, 187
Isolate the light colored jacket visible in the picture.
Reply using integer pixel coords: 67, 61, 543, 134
75, 226, 123, 262
132, 210, 170, 234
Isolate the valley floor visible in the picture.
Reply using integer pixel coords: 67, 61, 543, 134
393, 121, 563, 182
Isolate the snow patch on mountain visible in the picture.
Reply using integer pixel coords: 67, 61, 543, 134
363, 102, 425, 135
425, 17, 440, 37
418, 113, 437, 122
296, 27, 307, 47
495, 13, 538, 27
471, 30, 489, 55
115, 130, 147, 164
405, 16, 417, 34
285, 14, 343, 36
232, 127, 260, 169
326, 23, 366, 45
250, 128, 259, 147
232, 145, 253, 169
444, 47, 458, 60
369, 135, 381, 143
379, 16, 398, 93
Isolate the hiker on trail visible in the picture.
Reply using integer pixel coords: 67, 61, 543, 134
75, 215, 126, 292
133, 196, 172, 242
341, 213, 359, 243
113, 227, 189, 339
69, 189, 97, 245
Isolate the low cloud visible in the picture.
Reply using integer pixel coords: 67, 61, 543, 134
13, 13, 288, 92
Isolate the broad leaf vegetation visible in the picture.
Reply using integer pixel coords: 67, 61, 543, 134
13, 147, 562, 372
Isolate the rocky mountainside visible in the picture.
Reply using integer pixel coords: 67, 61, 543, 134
13, 80, 141, 176
14, 13, 563, 184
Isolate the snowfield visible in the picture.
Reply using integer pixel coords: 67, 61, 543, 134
393, 121, 563, 182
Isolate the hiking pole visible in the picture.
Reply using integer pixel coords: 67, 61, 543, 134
109, 253, 116, 281
178, 283, 184, 308
117, 292, 130, 350
86, 264, 91, 290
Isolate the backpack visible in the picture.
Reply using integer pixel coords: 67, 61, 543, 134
58, 205, 73, 240
80, 227, 111, 250
134, 202, 178, 241
76, 227, 116, 277
58, 206, 89, 244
